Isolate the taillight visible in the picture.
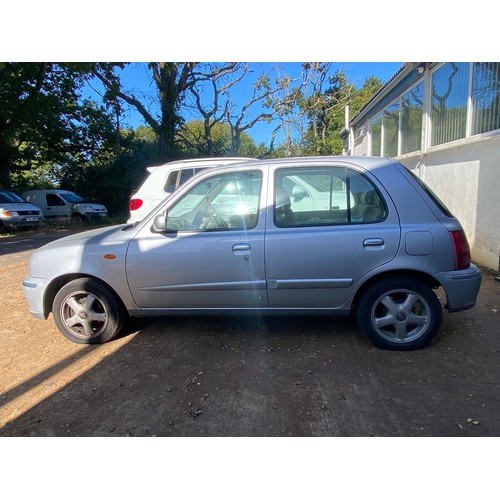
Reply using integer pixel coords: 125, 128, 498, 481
129, 199, 143, 211
450, 230, 471, 270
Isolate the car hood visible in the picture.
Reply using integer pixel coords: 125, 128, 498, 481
75, 202, 107, 210
28, 224, 138, 279
0, 202, 42, 212
40, 224, 135, 250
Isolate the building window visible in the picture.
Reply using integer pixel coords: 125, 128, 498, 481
370, 114, 382, 156
353, 122, 368, 156
383, 102, 399, 157
401, 80, 424, 154
472, 62, 500, 135
354, 62, 500, 157
431, 62, 470, 146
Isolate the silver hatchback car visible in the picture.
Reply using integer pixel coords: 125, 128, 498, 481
22, 157, 481, 350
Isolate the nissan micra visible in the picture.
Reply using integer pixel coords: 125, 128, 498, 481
22, 157, 481, 350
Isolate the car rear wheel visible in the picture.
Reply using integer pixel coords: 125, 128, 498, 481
357, 278, 442, 350
53, 278, 125, 344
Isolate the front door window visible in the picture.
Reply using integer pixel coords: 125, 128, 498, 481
167, 170, 262, 231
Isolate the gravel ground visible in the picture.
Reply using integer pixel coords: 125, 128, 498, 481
1, 230, 499, 437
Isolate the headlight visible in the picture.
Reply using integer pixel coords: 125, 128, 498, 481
84, 205, 94, 211
1, 210, 18, 217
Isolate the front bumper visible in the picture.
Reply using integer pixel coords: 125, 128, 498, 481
435, 264, 482, 312
22, 276, 50, 319
1, 216, 42, 229
81, 211, 108, 219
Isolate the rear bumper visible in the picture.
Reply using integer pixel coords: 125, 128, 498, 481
434, 264, 482, 312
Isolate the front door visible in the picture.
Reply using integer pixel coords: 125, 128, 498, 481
45, 193, 68, 217
126, 169, 268, 310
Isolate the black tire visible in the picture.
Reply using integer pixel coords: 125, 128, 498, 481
53, 277, 126, 344
357, 278, 442, 350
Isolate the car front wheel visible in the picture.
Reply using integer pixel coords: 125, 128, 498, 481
357, 278, 442, 350
53, 278, 125, 344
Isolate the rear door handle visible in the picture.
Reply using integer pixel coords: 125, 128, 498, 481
363, 238, 385, 247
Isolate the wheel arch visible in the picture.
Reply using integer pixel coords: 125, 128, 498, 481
351, 269, 441, 311
43, 273, 124, 317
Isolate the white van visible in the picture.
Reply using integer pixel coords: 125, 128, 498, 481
22, 189, 108, 219
128, 157, 257, 223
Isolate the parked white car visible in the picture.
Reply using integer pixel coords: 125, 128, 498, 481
128, 157, 257, 223
22, 189, 108, 220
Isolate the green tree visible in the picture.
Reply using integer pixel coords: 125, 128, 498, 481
296, 69, 383, 156
350, 75, 383, 115
0, 62, 115, 189
58, 126, 159, 218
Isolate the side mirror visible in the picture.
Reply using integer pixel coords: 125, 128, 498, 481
152, 213, 167, 232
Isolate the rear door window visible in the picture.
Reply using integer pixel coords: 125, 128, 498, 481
163, 170, 180, 194
274, 167, 387, 227
179, 168, 195, 186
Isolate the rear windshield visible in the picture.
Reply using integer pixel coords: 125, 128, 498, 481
0, 191, 25, 203
409, 170, 454, 217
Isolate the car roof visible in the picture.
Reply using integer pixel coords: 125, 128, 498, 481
187, 155, 394, 172
146, 157, 259, 173
257, 155, 392, 167
23, 189, 74, 193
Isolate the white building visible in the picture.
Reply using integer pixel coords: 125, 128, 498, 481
341, 62, 500, 271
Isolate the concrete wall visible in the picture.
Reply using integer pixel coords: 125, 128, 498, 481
399, 134, 500, 271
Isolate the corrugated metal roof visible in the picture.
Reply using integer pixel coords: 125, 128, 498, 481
349, 63, 411, 127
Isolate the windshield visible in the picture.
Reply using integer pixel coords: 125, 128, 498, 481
60, 192, 86, 203
0, 191, 26, 203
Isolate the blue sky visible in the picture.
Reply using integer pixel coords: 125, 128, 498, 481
108, 62, 403, 145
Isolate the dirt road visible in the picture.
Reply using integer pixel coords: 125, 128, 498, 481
1, 230, 499, 436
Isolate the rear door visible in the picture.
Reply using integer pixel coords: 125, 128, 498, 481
265, 163, 401, 309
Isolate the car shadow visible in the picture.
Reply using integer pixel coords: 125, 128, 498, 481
3, 304, 499, 438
